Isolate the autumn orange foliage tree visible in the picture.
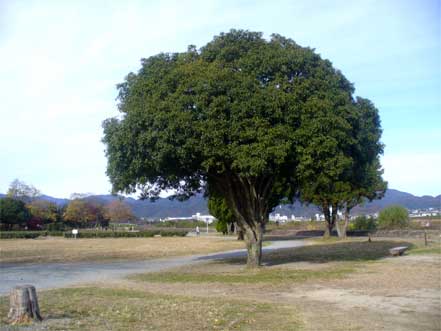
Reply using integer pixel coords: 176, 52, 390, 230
104, 200, 134, 222
63, 199, 107, 227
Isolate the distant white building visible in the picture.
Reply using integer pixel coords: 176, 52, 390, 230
192, 212, 216, 224
269, 213, 289, 222
290, 214, 309, 221
164, 216, 193, 222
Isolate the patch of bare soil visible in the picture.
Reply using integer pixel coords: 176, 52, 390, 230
101, 253, 440, 331
288, 254, 440, 331
277, 254, 440, 331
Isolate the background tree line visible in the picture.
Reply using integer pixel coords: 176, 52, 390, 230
0, 179, 134, 231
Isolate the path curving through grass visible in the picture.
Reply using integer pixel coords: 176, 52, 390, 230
0, 239, 306, 295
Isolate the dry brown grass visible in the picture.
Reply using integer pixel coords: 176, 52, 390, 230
124, 238, 441, 331
0, 287, 302, 331
0, 238, 441, 331
1, 237, 439, 330
0, 236, 244, 264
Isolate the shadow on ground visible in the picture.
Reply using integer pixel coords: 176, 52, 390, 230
216, 240, 415, 266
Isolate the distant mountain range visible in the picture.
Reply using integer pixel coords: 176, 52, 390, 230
1, 189, 440, 219
272, 189, 441, 218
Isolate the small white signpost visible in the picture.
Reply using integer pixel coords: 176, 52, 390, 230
72, 229, 78, 239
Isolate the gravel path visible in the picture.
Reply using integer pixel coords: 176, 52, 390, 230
0, 240, 305, 295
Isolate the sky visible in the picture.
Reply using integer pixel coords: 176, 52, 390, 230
0, 0, 440, 198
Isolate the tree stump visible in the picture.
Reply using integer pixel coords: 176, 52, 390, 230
8, 285, 42, 324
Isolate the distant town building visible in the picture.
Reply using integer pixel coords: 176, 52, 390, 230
192, 212, 216, 224
162, 213, 216, 224
165, 216, 194, 222
269, 213, 311, 222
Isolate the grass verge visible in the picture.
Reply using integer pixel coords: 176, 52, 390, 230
256, 239, 414, 265
0, 287, 302, 331
407, 245, 441, 255
131, 239, 428, 286
132, 264, 354, 284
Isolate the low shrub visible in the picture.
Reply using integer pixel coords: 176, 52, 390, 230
349, 215, 377, 231
0, 231, 64, 239
266, 220, 325, 231
1, 230, 188, 239
378, 205, 410, 229
153, 220, 207, 228
63, 230, 188, 238
158, 230, 188, 237
0, 231, 41, 239
46, 231, 65, 237
46, 222, 68, 231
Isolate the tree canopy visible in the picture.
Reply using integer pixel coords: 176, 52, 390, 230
28, 199, 59, 223
104, 200, 134, 222
208, 195, 235, 235
64, 199, 106, 227
297, 96, 386, 237
378, 205, 409, 229
0, 197, 31, 230
102, 30, 385, 266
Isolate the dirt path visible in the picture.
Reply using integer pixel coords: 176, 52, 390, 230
0, 240, 306, 295
294, 254, 441, 331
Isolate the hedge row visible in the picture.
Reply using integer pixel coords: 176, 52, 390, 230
0, 230, 188, 239
63, 230, 188, 238
0, 231, 64, 239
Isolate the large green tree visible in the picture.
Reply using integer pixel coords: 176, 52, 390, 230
297, 97, 386, 238
336, 98, 387, 238
103, 30, 363, 267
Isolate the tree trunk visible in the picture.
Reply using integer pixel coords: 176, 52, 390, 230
323, 222, 333, 238
322, 204, 333, 238
341, 207, 350, 239
336, 206, 351, 239
335, 221, 342, 237
244, 224, 263, 267
8, 285, 42, 324
322, 203, 338, 239
210, 174, 272, 268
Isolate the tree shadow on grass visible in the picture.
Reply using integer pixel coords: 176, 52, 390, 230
209, 240, 415, 267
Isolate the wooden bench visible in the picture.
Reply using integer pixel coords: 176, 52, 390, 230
389, 246, 408, 256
